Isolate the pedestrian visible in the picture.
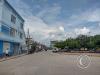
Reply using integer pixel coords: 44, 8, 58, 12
5, 48, 9, 57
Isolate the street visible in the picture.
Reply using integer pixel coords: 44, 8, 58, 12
0, 51, 100, 75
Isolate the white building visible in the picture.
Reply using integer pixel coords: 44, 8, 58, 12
0, 0, 26, 56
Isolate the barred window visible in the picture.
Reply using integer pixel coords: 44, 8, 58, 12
11, 15, 16, 24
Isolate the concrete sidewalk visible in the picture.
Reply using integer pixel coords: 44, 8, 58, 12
0, 53, 27, 62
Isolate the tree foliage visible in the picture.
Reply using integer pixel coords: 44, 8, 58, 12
54, 35, 100, 50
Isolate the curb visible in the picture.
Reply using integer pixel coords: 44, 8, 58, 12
0, 53, 27, 62
58, 52, 100, 57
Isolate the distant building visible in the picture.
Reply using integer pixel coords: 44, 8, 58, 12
0, 0, 25, 56
50, 41, 57, 48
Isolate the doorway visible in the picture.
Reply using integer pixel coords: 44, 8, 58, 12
3, 42, 10, 53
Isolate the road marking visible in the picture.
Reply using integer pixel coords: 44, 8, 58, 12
77, 54, 91, 69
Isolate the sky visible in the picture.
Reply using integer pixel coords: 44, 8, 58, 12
7, 0, 100, 46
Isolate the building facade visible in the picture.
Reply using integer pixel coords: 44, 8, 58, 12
0, 0, 25, 56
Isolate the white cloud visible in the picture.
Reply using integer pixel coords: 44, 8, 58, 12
36, 4, 61, 23
67, 8, 100, 27
59, 26, 64, 32
75, 27, 90, 35
76, 9, 100, 22
84, 9, 100, 22
24, 16, 66, 45
65, 8, 100, 36
99, 23, 100, 27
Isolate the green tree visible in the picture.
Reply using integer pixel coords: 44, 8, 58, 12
53, 35, 100, 51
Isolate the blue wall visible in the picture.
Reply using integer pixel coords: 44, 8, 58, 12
10, 42, 14, 56
0, 40, 3, 57
0, 40, 20, 57
0, 41, 14, 57
10, 42, 20, 56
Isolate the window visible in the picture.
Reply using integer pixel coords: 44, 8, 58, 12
11, 15, 16, 24
10, 28, 16, 37
20, 23, 23, 29
20, 32, 23, 39
1, 25, 10, 35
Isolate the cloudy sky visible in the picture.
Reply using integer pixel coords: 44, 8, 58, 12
7, 0, 100, 46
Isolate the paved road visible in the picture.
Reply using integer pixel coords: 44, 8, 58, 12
0, 51, 100, 75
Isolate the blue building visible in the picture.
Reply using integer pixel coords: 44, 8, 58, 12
0, 0, 26, 56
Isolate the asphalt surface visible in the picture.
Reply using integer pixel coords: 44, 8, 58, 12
0, 51, 100, 75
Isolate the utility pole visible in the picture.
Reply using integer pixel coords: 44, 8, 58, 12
26, 28, 31, 54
